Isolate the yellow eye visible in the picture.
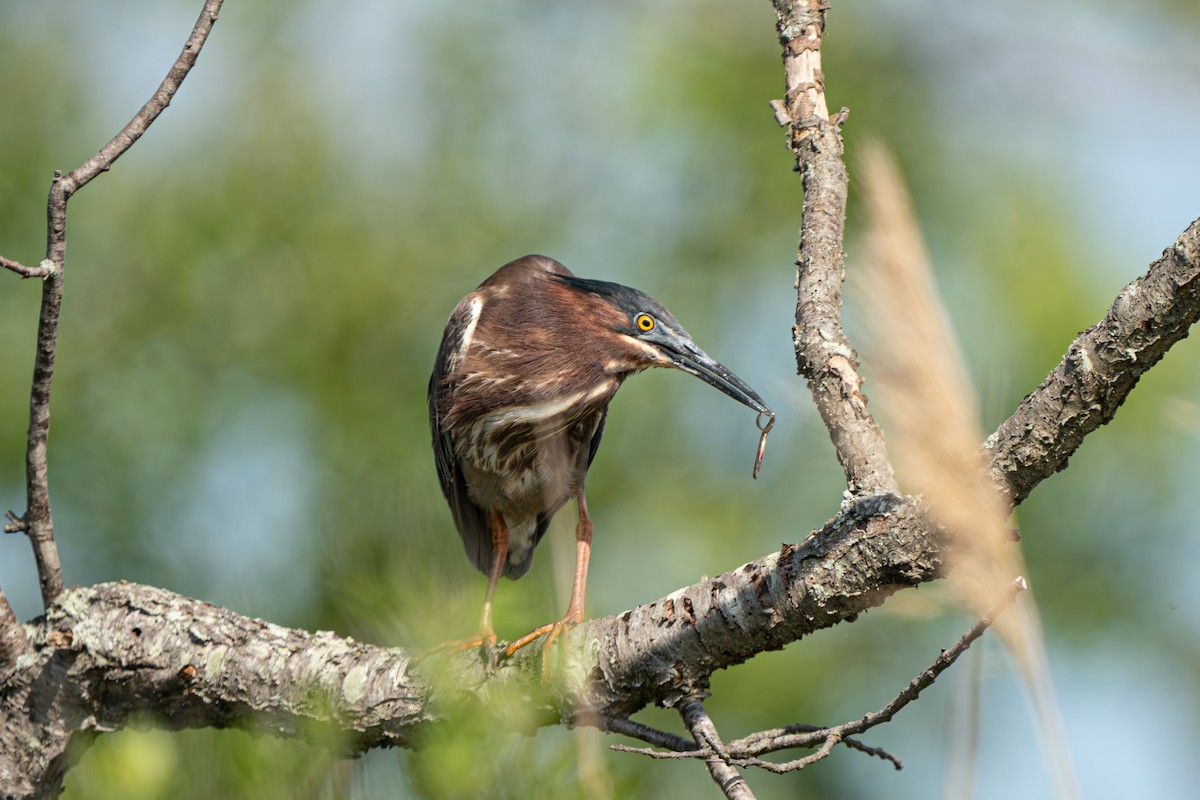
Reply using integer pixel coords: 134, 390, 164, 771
635, 313, 655, 332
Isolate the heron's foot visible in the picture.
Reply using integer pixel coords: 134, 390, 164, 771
505, 613, 581, 677
414, 626, 498, 664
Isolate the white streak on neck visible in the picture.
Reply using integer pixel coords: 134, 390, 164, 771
460, 296, 483, 353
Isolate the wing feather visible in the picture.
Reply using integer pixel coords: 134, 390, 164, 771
429, 295, 493, 575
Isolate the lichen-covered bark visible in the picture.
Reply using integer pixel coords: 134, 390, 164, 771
0, 583, 432, 797
0, 495, 936, 798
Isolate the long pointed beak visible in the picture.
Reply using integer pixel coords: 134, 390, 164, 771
660, 335, 771, 415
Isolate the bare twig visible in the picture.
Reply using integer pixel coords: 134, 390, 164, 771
742, 732, 843, 774
772, 0, 898, 496
609, 742, 700, 760
680, 700, 757, 800
607, 725, 897, 771
736, 577, 1025, 772
720, 723, 903, 772
838, 736, 903, 767
602, 716, 697, 753
57, 0, 224, 195
6, 0, 224, 610
855, 143, 1080, 798
0, 588, 27, 666
608, 723, 898, 769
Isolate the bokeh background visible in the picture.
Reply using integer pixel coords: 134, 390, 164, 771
2, 1, 1199, 798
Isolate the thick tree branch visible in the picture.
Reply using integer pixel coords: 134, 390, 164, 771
2, 0, 224, 612
987, 218, 1200, 503
3, 495, 929, 796
0, 583, 430, 798
773, 0, 898, 496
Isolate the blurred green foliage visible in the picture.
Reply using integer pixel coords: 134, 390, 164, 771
2, 0, 1199, 798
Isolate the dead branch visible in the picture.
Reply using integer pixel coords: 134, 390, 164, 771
0, 0, 224, 611
0, 256, 52, 280
773, 0, 898, 496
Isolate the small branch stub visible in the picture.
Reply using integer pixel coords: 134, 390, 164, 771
0, 257, 55, 280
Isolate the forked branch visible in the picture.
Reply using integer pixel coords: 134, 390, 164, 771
679, 700, 756, 800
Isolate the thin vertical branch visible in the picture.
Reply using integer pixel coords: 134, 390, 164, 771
770, 0, 898, 496
4, 0, 225, 610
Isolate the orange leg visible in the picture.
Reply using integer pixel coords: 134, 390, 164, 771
418, 510, 508, 660
475, 509, 509, 646
505, 489, 593, 660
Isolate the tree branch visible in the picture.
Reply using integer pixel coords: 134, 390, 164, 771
603, 717, 697, 753
679, 700, 756, 800
605, 579, 1022, 774
0, 582, 429, 798
987, 217, 1200, 503
0, 588, 27, 667
773, 0, 898, 496
0, 256, 52, 280
726, 577, 1023, 770
3, 0, 225, 612
0, 569, 1024, 793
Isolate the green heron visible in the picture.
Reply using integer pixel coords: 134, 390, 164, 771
428, 255, 771, 656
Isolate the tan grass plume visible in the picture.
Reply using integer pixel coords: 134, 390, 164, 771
854, 139, 1078, 798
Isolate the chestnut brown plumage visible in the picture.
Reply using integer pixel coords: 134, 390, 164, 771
428, 255, 771, 655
